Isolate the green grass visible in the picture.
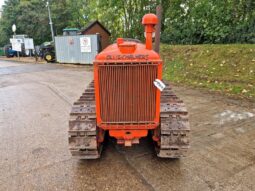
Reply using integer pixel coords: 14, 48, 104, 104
161, 44, 255, 101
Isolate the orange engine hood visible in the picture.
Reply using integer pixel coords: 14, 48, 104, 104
95, 40, 161, 63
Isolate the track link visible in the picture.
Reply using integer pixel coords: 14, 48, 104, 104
156, 82, 190, 158
68, 81, 103, 159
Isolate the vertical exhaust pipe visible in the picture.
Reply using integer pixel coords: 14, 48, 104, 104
142, 14, 158, 50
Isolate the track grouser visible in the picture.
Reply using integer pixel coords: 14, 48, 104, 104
68, 13, 190, 159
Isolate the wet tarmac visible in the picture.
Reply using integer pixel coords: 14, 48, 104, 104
0, 60, 255, 191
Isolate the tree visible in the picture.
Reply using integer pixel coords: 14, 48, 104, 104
0, 0, 20, 46
161, 0, 255, 44
0, 0, 74, 46
0, 0, 254, 46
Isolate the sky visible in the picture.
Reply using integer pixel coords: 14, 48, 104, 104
0, 0, 4, 9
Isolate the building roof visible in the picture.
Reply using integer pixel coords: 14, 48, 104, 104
80, 20, 111, 36
63, 28, 79, 32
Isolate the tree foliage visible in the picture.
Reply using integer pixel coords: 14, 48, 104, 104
162, 0, 255, 44
0, 0, 254, 46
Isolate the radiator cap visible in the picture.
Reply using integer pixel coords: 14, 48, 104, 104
117, 38, 137, 54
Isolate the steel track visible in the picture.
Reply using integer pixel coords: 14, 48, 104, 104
68, 81, 103, 159
157, 81, 190, 158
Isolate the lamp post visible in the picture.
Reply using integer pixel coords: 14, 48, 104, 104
45, 0, 54, 42
12, 24, 19, 59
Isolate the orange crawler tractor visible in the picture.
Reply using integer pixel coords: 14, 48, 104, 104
68, 14, 190, 159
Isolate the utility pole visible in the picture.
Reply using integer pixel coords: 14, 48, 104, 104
46, 1, 54, 42
154, 4, 162, 53
12, 24, 20, 60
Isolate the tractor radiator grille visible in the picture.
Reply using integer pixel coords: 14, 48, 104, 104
98, 63, 158, 124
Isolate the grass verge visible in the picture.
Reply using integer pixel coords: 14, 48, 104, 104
161, 44, 255, 101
